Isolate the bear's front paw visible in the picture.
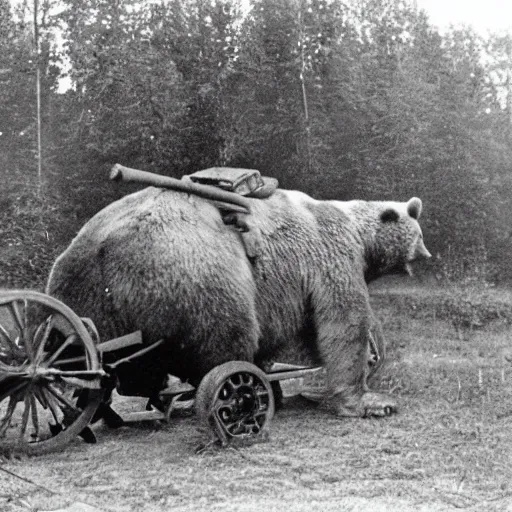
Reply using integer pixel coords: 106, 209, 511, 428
360, 392, 397, 417
327, 391, 398, 418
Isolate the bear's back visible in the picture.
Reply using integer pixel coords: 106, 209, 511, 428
47, 187, 257, 345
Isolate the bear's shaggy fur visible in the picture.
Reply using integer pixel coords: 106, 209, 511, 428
47, 187, 430, 416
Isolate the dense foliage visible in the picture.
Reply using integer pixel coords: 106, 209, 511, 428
1, 0, 512, 288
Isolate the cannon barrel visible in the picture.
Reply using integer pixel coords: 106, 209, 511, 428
110, 164, 251, 213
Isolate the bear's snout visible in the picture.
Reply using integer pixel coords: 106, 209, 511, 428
405, 237, 431, 276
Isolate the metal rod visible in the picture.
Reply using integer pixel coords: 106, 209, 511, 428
107, 339, 164, 369
266, 367, 323, 382
96, 331, 142, 353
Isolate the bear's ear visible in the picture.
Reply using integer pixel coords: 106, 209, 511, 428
407, 197, 422, 220
380, 208, 399, 223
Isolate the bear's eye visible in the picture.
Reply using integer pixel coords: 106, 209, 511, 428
380, 209, 399, 223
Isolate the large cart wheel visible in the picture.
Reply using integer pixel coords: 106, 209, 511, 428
0, 290, 104, 455
195, 361, 275, 445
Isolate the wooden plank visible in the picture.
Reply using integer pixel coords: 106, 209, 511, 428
120, 410, 166, 423
97, 331, 143, 353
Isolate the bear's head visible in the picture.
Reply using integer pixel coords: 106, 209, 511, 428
365, 197, 431, 282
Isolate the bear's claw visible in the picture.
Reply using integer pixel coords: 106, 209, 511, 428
364, 404, 397, 417
328, 391, 398, 418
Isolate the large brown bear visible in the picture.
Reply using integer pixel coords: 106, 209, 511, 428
47, 187, 430, 417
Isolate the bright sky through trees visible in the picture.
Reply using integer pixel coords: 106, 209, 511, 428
416, 0, 512, 34
7, 0, 512, 35
3, 0, 512, 286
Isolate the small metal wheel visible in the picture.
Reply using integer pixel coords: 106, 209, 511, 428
0, 290, 104, 455
195, 361, 275, 445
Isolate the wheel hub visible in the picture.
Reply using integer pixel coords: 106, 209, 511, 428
213, 372, 271, 438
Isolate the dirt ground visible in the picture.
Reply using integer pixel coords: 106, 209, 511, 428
2, 286, 512, 512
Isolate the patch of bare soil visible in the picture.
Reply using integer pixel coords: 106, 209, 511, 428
2, 287, 512, 512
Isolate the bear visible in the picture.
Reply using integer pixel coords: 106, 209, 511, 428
46, 186, 431, 417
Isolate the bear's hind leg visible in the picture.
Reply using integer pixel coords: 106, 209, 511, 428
317, 316, 397, 418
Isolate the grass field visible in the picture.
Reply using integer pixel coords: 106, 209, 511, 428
1, 281, 512, 512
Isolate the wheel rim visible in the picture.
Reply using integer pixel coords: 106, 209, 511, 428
212, 371, 272, 438
0, 291, 104, 453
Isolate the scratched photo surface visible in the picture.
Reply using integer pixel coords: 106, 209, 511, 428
1, 1, 512, 511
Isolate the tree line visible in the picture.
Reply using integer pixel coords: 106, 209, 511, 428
1, 0, 512, 287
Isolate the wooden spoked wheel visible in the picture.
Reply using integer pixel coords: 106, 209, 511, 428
195, 361, 275, 445
0, 290, 104, 455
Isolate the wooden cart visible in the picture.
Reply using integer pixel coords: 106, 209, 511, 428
0, 166, 325, 454
0, 290, 322, 455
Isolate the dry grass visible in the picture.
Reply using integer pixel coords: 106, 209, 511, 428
1, 282, 512, 511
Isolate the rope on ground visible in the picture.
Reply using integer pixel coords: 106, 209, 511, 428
0, 464, 58, 495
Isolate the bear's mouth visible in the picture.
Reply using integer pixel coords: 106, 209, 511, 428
405, 252, 426, 276
405, 251, 429, 276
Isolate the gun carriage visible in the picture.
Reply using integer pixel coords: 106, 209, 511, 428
0, 166, 324, 455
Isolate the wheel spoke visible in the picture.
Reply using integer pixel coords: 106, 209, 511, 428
0, 395, 19, 437
52, 355, 87, 366
224, 421, 238, 431
23, 299, 28, 331
0, 363, 31, 379
227, 377, 240, 389
41, 387, 61, 424
22, 320, 35, 362
0, 379, 28, 403
241, 373, 254, 386
44, 334, 78, 367
220, 381, 235, 399
45, 383, 80, 413
0, 322, 20, 357
29, 394, 40, 440
0, 367, 30, 383
19, 393, 31, 442
9, 300, 35, 361
231, 421, 251, 435
0, 359, 17, 372
33, 387, 49, 409
33, 315, 55, 364
8, 300, 25, 333
253, 410, 268, 420
22, 299, 29, 344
